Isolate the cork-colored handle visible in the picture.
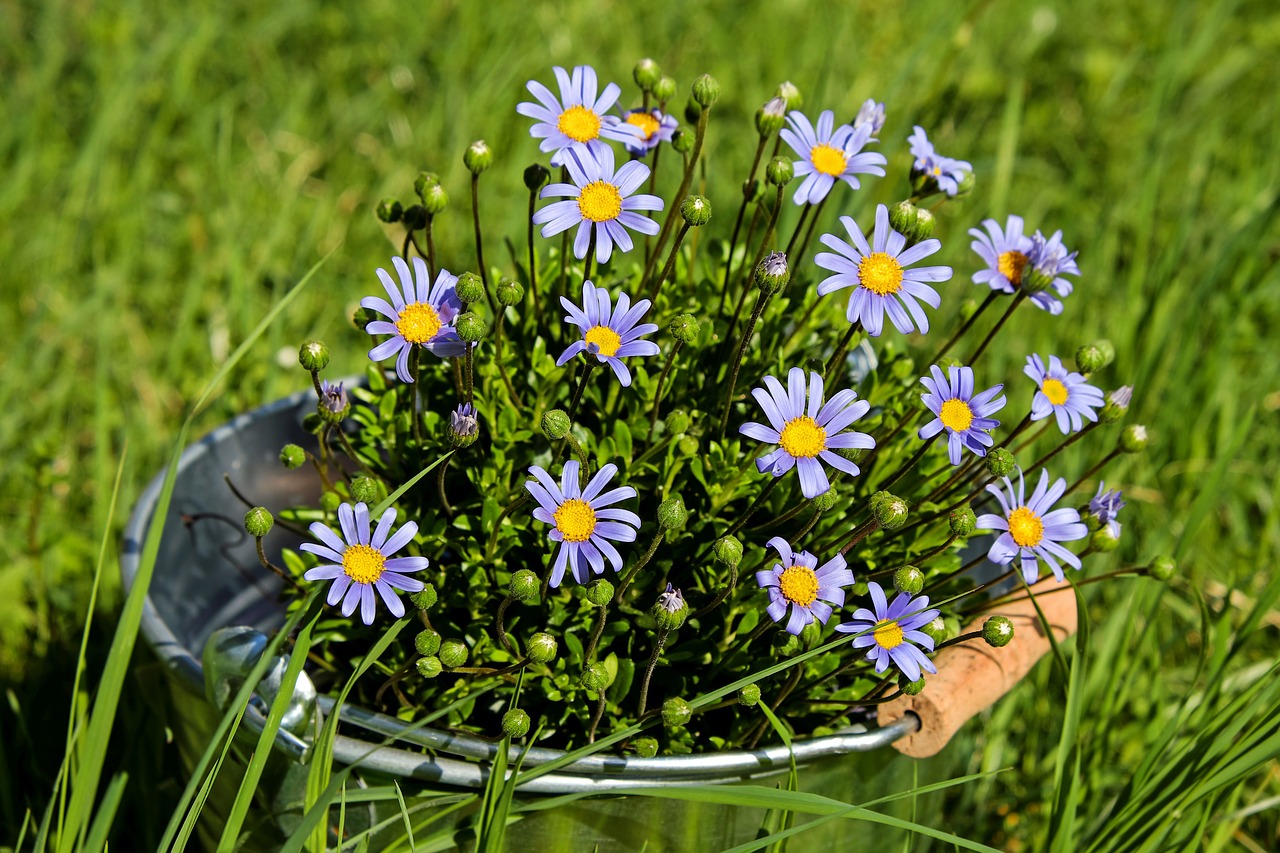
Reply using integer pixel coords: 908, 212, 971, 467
878, 579, 1078, 758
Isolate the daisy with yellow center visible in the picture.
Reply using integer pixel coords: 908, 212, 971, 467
836, 582, 939, 683
780, 108, 886, 205
526, 460, 641, 588
740, 367, 875, 500
756, 537, 853, 636
621, 108, 677, 155
517, 65, 643, 166
970, 215, 1034, 295
978, 469, 1089, 584
302, 502, 428, 625
362, 256, 465, 384
918, 364, 1007, 465
555, 280, 659, 387
907, 125, 972, 197
1024, 354, 1107, 434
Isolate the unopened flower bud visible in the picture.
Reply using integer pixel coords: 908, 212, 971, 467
853, 99, 886, 136
889, 200, 934, 245
526, 632, 558, 664
319, 490, 340, 511
986, 447, 1017, 478
958, 298, 979, 322
772, 631, 802, 657
738, 684, 762, 706
317, 380, 349, 424
1119, 424, 1149, 453
501, 708, 530, 738
921, 616, 947, 646
668, 314, 700, 345
350, 476, 379, 504
983, 616, 1014, 648
1147, 555, 1176, 581
439, 639, 468, 669
509, 569, 539, 602
580, 662, 611, 692
586, 579, 615, 607
352, 305, 375, 331
455, 312, 487, 343
653, 76, 677, 102
279, 444, 306, 469
1101, 386, 1133, 423
414, 629, 442, 656
652, 583, 688, 630
691, 74, 720, 108
901, 676, 927, 696
756, 96, 787, 136
523, 163, 550, 191
402, 203, 428, 230
298, 340, 330, 372
421, 183, 448, 216
1075, 344, 1106, 375
894, 565, 924, 596
756, 252, 790, 293
775, 81, 802, 109
447, 402, 479, 448
766, 156, 794, 187
680, 194, 712, 226
410, 583, 437, 610
376, 198, 403, 223
713, 535, 743, 568
954, 169, 976, 198
657, 496, 688, 530
541, 409, 571, 440
677, 435, 699, 456
244, 507, 274, 538
813, 484, 838, 512
662, 697, 692, 727
416, 656, 443, 678
463, 140, 492, 175
1091, 525, 1121, 552
455, 272, 484, 305
633, 58, 662, 92
950, 504, 977, 537
664, 410, 691, 435
496, 278, 524, 306
871, 491, 909, 530
413, 171, 440, 198
633, 737, 659, 757
671, 127, 693, 154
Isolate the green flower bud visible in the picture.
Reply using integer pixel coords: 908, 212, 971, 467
958, 298, 979, 322
580, 662, 611, 692
244, 507, 274, 538
662, 697, 692, 727
422, 183, 448, 216
668, 314, 700, 345
677, 435, 699, 456
937, 355, 963, 371
376, 198, 403, 223
766, 156, 794, 187
1075, 344, 1106, 375
413, 171, 440, 198
893, 565, 924, 596
279, 444, 306, 469
350, 476, 379, 505
986, 447, 1017, 478
526, 632, 558, 664
319, 490, 341, 512
813, 483, 838, 512
888, 200, 934, 246
414, 629, 442, 656
755, 96, 787, 136
632, 736, 660, 758
983, 615, 1015, 648
680, 194, 712, 226
1091, 525, 1121, 552
416, 656, 443, 678
1119, 424, 1149, 453
352, 305, 375, 332
523, 163, 551, 192
671, 127, 693, 154
1147, 555, 1176, 581
509, 569, 539, 602
653, 76, 677, 103
799, 619, 822, 648
463, 140, 492, 175
447, 403, 479, 448
439, 639, 469, 669
755, 252, 790, 294
298, 340, 330, 372
652, 583, 688, 630
901, 677, 927, 696
921, 616, 947, 646
950, 504, 977, 537
691, 74, 720, 108
1101, 386, 1133, 424
496, 278, 524, 306
775, 81, 802, 109
738, 684, 762, 706
713, 535, 743, 568
586, 579, 615, 607
402, 203, 428, 230
954, 169, 976, 198
633, 58, 662, 92
1094, 339, 1116, 367
410, 583, 438, 610
541, 409, 571, 440
455, 272, 484, 305
501, 708, 530, 738
657, 495, 688, 530
772, 631, 802, 657
455, 312, 487, 343
871, 491, 909, 530
664, 410, 691, 435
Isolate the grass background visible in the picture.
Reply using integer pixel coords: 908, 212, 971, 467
1, 0, 1278, 848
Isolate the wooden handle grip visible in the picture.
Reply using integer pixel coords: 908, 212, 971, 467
878, 579, 1077, 758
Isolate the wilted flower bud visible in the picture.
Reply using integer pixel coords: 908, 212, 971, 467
439, 639, 469, 669
680, 194, 712, 226
671, 127, 693, 154
983, 616, 1014, 648
509, 569, 539, 602
756, 252, 790, 293
691, 74, 720, 108
633, 58, 662, 92
586, 579, 615, 607
350, 476, 379, 504
652, 583, 688, 630
496, 278, 524, 306
986, 447, 1017, 477
526, 632, 558, 664
244, 507, 274, 538
1090, 525, 1121, 552
889, 200, 934, 245
1101, 386, 1133, 423
664, 409, 691, 435
414, 629, 442, 656
756, 96, 787, 136
950, 504, 977, 537
738, 684, 762, 706
402, 203, 428, 230
713, 535, 743, 568
657, 495, 688, 530
416, 656, 443, 678
1119, 424, 1149, 453
775, 81, 802, 109
298, 340, 330, 372
463, 140, 493, 175
421, 183, 448, 216
871, 491, 909, 530
1075, 344, 1106, 375
653, 76, 677, 102
901, 676, 927, 696
317, 380, 349, 424
456, 312, 487, 343
279, 444, 306, 469
455, 272, 484, 305
376, 198, 403, 223
580, 662, 611, 692
893, 565, 924, 596
766, 156, 794, 187
813, 483, 839, 512
413, 171, 440, 198
410, 583, 438, 610
523, 163, 551, 191
1147, 555, 1176, 581
633, 737, 660, 757
501, 708, 531, 738
541, 409, 571, 440
662, 697, 692, 727
921, 616, 947, 646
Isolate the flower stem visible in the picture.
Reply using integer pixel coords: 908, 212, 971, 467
255, 536, 304, 592
566, 359, 597, 424
839, 519, 880, 556
649, 221, 691, 301
492, 306, 524, 410
717, 135, 769, 316
719, 289, 771, 439
968, 291, 1026, 364
409, 348, 423, 445
464, 343, 475, 403
823, 321, 864, 382
424, 215, 438, 281
471, 173, 497, 315
485, 493, 530, 559
782, 202, 813, 259
637, 627, 671, 716
494, 595, 515, 653
616, 528, 666, 604
648, 340, 683, 434
725, 476, 781, 538
722, 185, 785, 351
582, 227, 597, 284
587, 692, 608, 743
642, 103, 711, 292
928, 290, 999, 366
527, 186, 543, 329
436, 454, 454, 516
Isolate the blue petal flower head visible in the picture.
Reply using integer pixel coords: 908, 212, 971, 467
362, 257, 465, 383
917, 364, 1007, 465
525, 460, 641, 588
852, 98, 886, 138
1024, 354, 1106, 434
1089, 482, 1126, 537
620, 108, 678, 155
970, 215, 1035, 294
302, 502, 428, 624
755, 537, 854, 635
835, 582, 939, 682
1023, 229, 1080, 314
532, 145, 664, 264
740, 367, 875, 499
907, 125, 972, 196
557, 280, 660, 387
516, 65, 643, 166
815, 204, 951, 337
977, 469, 1089, 583
780, 109, 886, 205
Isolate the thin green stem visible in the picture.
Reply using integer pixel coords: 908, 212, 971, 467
471, 174, 497, 315
582, 228, 597, 285
968, 291, 1026, 364
927, 291, 1000, 366
424, 216, 438, 281
642, 104, 711, 292
725, 476, 782, 538
527, 186, 543, 328
719, 289, 771, 439
717, 135, 769, 316
637, 627, 671, 716
824, 322, 864, 381
649, 221, 691, 301
782, 202, 813, 259
648, 341, 683, 434
436, 454, 454, 516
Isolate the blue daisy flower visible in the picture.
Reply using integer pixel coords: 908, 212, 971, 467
362, 257, 465, 383
516, 65, 642, 166
557, 280, 660, 387
907, 125, 972, 196
1024, 354, 1106, 434
1023, 229, 1080, 314
755, 537, 854, 636
970, 215, 1034, 295
620, 108, 678, 155
852, 98, 886, 138
835, 582, 939, 682
917, 364, 1007, 465
977, 469, 1089, 583
525, 460, 641, 588
780, 109, 886, 205
1089, 483, 1126, 537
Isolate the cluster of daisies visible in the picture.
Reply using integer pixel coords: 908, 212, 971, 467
297, 62, 1130, 690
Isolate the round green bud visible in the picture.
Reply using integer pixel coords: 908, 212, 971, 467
1101, 386, 1133, 424
653, 76, 677, 102
950, 504, 977, 537
893, 565, 925, 596
455, 312, 487, 343
871, 491, 909, 530
463, 139, 492, 175
664, 409, 691, 435
523, 163, 550, 191
668, 314, 701, 345
422, 183, 448, 216
775, 81, 802, 109
1091, 525, 1121, 553
755, 251, 790, 293
416, 656, 443, 678
921, 616, 948, 646
657, 495, 688, 530
901, 677, 927, 696
799, 619, 822, 648
680, 194, 712, 227
772, 632, 802, 657
244, 507, 274, 538
501, 708, 530, 739
986, 447, 1018, 478
691, 74, 720, 108
413, 171, 440, 198
496, 278, 524, 306
982, 615, 1015, 648
438, 639, 469, 669
713, 535, 743, 568
812, 483, 838, 512
402, 203, 428, 230
910, 207, 936, 244
455, 271, 484, 305
652, 584, 688, 630
766, 156, 794, 187
1147, 555, 1176, 581
1075, 344, 1106, 375
671, 127, 693, 154
958, 298, 979, 322
350, 476, 379, 505
298, 340, 330, 372
586, 579, 615, 607
738, 684, 762, 706
376, 198, 403, 223
1119, 424, 1150, 453
633, 58, 662, 92
526, 632, 558, 664
352, 305, 375, 332
888, 200, 934, 246
410, 583, 438, 610
319, 490, 341, 512
632, 736, 660, 758
954, 169, 976, 198
414, 629, 442, 656
580, 662, 611, 692
662, 697, 692, 727
541, 409, 571, 440
1093, 339, 1116, 367
279, 444, 306, 470
677, 435, 699, 456
756, 96, 787, 136
509, 569, 540, 602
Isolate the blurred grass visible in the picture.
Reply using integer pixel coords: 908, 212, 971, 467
1, 0, 1277, 847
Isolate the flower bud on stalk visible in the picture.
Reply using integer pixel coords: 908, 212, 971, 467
448, 403, 479, 448
410, 583, 438, 610
986, 447, 1017, 478
456, 313, 487, 343
888, 200, 934, 246
954, 169, 976, 199
713, 535, 743, 568
662, 697, 692, 727
657, 496, 688, 530
415, 630, 442, 656
921, 616, 948, 646
893, 565, 924, 595
526, 632, 558, 664
633, 737, 660, 757
755, 96, 787, 136
317, 380, 349, 424
352, 305, 375, 332
633, 58, 662, 92
279, 444, 306, 469
1075, 344, 1106, 375
414, 171, 440, 198
1119, 425, 1150, 453
983, 616, 1014, 648
901, 677, 926, 696
421, 184, 448, 216
813, 484, 839, 512
501, 708, 531, 738
950, 504, 978, 537
401, 204, 428, 230
463, 140, 492, 175
766, 156, 794, 187
416, 656, 443, 678
775, 81, 802, 109
669, 314, 701, 345
376, 198, 403, 223
738, 684, 762, 706
580, 662, 611, 692
496, 278, 524, 306
1101, 386, 1133, 423
871, 491, 909, 530
298, 340, 330, 372
439, 639, 469, 669
691, 74, 720, 108
664, 410, 691, 435
677, 435, 699, 456
586, 579, 615, 607
455, 272, 484, 305
523, 163, 550, 191
509, 569, 539, 602
756, 252, 790, 294
671, 128, 693, 154
653, 76, 677, 103
541, 409, 571, 440
1091, 524, 1121, 552
350, 476, 379, 504
652, 583, 688, 630
1148, 555, 1176, 581
680, 194, 712, 227
244, 507, 274, 538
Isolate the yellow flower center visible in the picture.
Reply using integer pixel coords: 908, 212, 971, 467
858, 252, 904, 296
874, 619, 904, 650
396, 302, 442, 345
583, 325, 622, 357
932, 165, 942, 176
779, 415, 827, 459
626, 111, 661, 140
939, 398, 974, 432
577, 180, 623, 223
778, 565, 820, 607
557, 105, 601, 143
342, 544, 386, 584
1041, 378, 1070, 406
809, 142, 848, 177
554, 498, 597, 543
1008, 506, 1044, 548
997, 250, 1028, 286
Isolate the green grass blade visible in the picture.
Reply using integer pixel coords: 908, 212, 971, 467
80, 773, 127, 853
